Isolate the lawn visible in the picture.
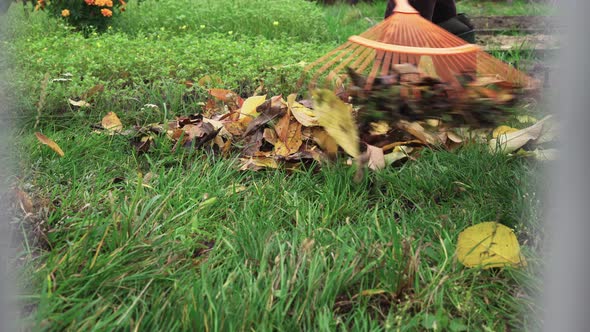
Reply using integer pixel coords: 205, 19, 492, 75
1, 0, 547, 331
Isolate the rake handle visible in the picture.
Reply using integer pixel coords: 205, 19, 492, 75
393, 0, 419, 14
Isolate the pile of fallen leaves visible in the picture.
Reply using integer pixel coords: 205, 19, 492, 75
38, 65, 555, 178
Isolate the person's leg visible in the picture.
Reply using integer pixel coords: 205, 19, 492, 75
384, 0, 436, 20
431, 0, 456, 24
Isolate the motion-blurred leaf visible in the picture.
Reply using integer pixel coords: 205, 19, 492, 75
311, 89, 359, 158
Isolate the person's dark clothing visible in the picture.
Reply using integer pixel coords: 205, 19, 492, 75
384, 0, 457, 24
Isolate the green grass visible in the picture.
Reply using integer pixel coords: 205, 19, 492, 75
18, 128, 544, 331
2, 0, 547, 331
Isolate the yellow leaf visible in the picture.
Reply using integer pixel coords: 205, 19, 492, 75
102, 112, 123, 132
311, 89, 359, 158
287, 94, 319, 127
456, 222, 526, 269
68, 99, 91, 107
397, 120, 440, 145
369, 121, 391, 136
239, 157, 279, 170
238, 95, 267, 124
384, 146, 413, 164
272, 108, 303, 157
492, 125, 518, 139
311, 128, 339, 157
489, 116, 552, 153
35, 132, 64, 157
358, 289, 387, 297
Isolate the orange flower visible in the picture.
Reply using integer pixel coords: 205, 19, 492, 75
100, 8, 112, 17
34, 0, 45, 10
105, 0, 113, 6
84, 0, 94, 5
61, 9, 70, 17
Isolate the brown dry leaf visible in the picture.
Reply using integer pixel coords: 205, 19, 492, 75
132, 135, 153, 153
287, 94, 319, 127
275, 120, 303, 157
35, 132, 64, 157
274, 109, 292, 142
81, 84, 104, 100
167, 128, 185, 141
68, 99, 91, 107
203, 118, 232, 140
243, 100, 285, 137
102, 112, 123, 133
365, 144, 385, 170
311, 89, 359, 158
439, 131, 464, 150
223, 121, 247, 137
263, 128, 278, 145
15, 189, 34, 214
447, 131, 463, 143
209, 88, 239, 103
242, 129, 265, 157
397, 120, 440, 145
180, 122, 219, 149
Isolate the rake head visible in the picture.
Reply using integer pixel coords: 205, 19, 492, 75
299, 0, 540, 92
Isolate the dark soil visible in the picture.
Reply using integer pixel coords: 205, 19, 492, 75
470, 15, 560, 34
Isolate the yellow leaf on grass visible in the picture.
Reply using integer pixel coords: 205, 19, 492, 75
384, 146, 413, 164
238, 95, 267, 124
287, 94, 319, 127
311, 89, 359, 158
456, 221, 526, 269
492, 125, 518, 139
102, 111, 123, 132
239, 157, 279, 170
68, 99, 91, 107
489, 116, 552, 153
35, 132, 64, 157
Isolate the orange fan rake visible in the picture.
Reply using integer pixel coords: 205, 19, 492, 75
300, 0, 539, 91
